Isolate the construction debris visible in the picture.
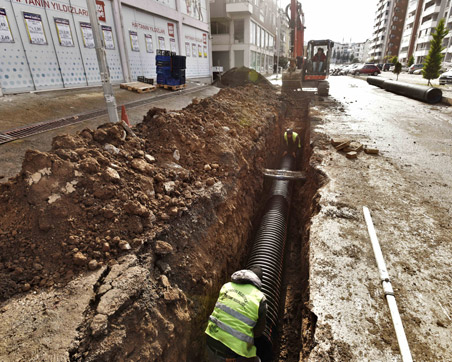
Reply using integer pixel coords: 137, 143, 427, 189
332, 138, 378, 159
364, 147, 379, 154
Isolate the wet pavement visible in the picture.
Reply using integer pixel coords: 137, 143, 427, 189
308, 75, 452, 361
327, 76, 452, 209
0, 82, 219, 181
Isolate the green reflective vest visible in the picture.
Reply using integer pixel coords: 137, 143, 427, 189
205, 282, 264, 358
284, 131, 301, 148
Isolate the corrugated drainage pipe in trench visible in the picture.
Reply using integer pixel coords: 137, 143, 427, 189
247, 154, 295, 361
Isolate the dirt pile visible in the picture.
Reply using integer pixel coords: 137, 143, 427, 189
215, 66, 273, 88
0, 85, 280, 304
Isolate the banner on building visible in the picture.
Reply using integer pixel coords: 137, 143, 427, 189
129, 30, 139, 51
54, 18, 74, 47
170, 38, 176, 53
80, 22, 94, 48
24, 12, 47, 45
158, 36, 165, 50
203, 45, 207, 58
191, 43, 196, 57
203, 33, 206, 44
185, 42, 190, 56
0, 8, 14, 43
101, 25, 114, 49
198, 44, 202, 57
96, 0, 106, 22
145, 34, 153, 53
168, 23, 174, 37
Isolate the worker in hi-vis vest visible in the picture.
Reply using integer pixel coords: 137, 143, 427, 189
283, 128, 301, 159
205, 266, 267, 361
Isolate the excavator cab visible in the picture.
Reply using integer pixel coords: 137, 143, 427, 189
303, 40, 334, 96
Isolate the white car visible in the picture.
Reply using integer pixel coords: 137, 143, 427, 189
439, 69, 452, 85
413, 69, 423, 75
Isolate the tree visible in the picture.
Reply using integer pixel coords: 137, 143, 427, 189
422, 18, 449, 86
333, 49, 337, 59
393, 61, 402, 80
278, 56, 288, 69
390, 56, 398, 64
336, 51, 342, 63
349, 53, 354, 62
408, 55, 415, 67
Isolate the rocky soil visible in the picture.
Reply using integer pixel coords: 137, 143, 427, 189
0, 83, 286, 361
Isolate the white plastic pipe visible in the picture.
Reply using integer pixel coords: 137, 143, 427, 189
363, 206, 413, 362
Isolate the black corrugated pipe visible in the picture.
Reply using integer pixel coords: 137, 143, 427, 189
367, 77, 443, 104
366, 76, 386, 88
246, 155, 295, 361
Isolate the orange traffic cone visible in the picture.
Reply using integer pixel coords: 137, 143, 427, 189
121, 105, 131, 127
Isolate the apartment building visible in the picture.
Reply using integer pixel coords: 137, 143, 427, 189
277, 7, 290, 59
0, 0, 211, 94
210, 0, 277, 74
399, 0, 452, 64
369, 0, 409, 62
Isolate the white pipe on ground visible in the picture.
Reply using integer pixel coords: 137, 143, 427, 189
363, 206, 413, 362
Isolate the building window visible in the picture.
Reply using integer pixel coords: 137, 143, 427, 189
211, 20, 229, 35
234, 19, 244, 43
251, 22, 256, 45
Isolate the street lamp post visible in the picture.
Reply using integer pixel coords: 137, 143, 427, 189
86, 0, 119, 123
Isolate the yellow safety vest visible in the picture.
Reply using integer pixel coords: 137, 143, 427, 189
284, 131, 301, 148
205, 282, 264, 358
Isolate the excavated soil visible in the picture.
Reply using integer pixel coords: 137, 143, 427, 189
0, 83, 298, 361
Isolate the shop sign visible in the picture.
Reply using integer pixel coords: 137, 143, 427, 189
54, 17, 73, 47
24, 12, 47, 45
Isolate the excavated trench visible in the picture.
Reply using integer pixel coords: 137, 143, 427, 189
193, 92, 325, 361
0, 85, 325, 362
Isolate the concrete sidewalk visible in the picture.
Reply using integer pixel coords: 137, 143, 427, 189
0, 81, 220, 182
0, 80, 211, 132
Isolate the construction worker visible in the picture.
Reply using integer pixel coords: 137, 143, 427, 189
283, 128, 301, 159
312, 48, 326, 74
205, 266, 267, 361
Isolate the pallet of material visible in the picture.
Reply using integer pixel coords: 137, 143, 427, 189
120, 82, 156, 93
157, 83, 187, 91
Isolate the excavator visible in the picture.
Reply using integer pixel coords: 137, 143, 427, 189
282, 0, 334, 96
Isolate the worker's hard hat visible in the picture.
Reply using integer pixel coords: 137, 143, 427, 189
286, 128, 293, 134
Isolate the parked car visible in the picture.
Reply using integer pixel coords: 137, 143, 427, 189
383, 63, 393, 71
409, 63, 423, 74
439, 69, 452, 85
376, 63, 383, 70
413, 69, 423, 75
353, 64, 381, 76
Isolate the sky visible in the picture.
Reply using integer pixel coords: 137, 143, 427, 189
280, 0, 376, 43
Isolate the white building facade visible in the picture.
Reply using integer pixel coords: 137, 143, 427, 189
209, 0, 277, 74
399, 0, 452, 65
0, 0, 211, 94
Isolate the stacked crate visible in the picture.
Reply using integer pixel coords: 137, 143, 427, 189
156, 50, 172, 86
156, 50, 186, 87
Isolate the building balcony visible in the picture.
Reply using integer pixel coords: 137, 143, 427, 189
212, 34, 231, 46
419, 18, 435, 31
226, 0, 253, 15
422, 3, 441, 17
400, 40, 410, 48
414, 49, 429, 57
417, 34, 433, 44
